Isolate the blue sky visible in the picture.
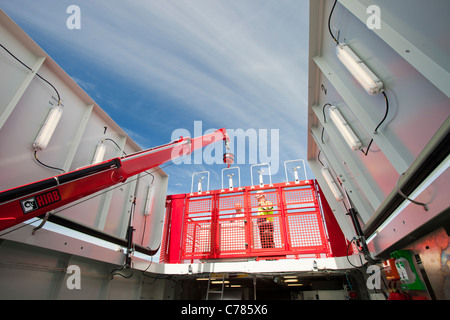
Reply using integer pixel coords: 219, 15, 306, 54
1, 0, 311, 195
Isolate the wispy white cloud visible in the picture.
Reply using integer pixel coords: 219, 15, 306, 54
122, 126, 153, 150
1, 0, 312, 192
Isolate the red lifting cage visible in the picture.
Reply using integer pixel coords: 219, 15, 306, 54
160, 179, 350, 263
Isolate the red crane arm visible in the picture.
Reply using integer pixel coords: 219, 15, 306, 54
0, 128, 230, 232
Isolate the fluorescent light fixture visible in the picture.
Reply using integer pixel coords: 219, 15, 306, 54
321, 167, 344, 201
336, 43, 383, 95
329, 106, 362, 151
287, 283, 304, 287
92, 142, 106, 164
144, 185, 153, 216
33, 105, 63, 151
211, 280, 230, 284
284, 279, 299, 283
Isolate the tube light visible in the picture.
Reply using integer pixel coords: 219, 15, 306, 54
336, 43, 383, 95
33, 105, 63, 151
321, 167, 343, 201
284, 279, 299, 283
287, 283, 304, 286
92, 142, 106, 164
144, 185, 153, 216
329, 106, 362, 151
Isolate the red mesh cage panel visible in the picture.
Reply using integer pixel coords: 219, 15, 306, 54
286, 211, 327, 250
161, 180, 346, 263
217, 219, 247, 256
218, 193, 245, 210
216, 193, 248, 257
187, 197, 212, 213
283, 187, 315, 205
183, 221, 212, 257
182, 196, 214, 259
250, 215, 283, 251
159, 205, 170, 263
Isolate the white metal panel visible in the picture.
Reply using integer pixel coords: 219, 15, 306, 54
316, 0, 449, 164
367, 156, 450, 255
0, 238, 161, 300
341, 0, 450, 98
307, 0, 450, 256
0, 10, 168, 257
133, 255, 363, 275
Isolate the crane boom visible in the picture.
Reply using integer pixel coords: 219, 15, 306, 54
0, 128, 230, 232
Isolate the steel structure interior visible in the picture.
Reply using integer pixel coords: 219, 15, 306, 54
0, 0, 449, 300
307, 0, 449, 300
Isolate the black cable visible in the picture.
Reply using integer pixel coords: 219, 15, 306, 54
0, 44, 61, 105
321, 127, 326, 144
2, 44, 65, 172
141, 258, 153, 274
101, 138, 156, 181
322, 103, 332, 123
360, 138, 374, 156
346, 238, 363, 269
1, 153, 185, 236
328, 0, 339, 45
34, 150, 65, 173
125, 196, 137, 267
317, 150, 324, 167
361, 91, 389, 155
374, 91, 389, 134
0, 162, 173, 242
1, 143, 189, 248
103, 138, 126, 156
327, 0, 390, 137
109, 264, 134, 279
396, 172, 429, 211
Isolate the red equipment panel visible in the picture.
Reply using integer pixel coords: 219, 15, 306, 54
217, 193, 248, 257
161, 180, 348, 263
182, 195, 213, 259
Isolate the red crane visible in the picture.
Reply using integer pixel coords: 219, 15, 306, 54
0, 129, 231, 232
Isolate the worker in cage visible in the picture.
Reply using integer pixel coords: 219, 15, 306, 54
255, 191, 275, 249
231, 202, 244, 223
234, 202, 243, 215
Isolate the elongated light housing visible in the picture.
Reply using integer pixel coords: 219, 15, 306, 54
336, 43, 383, 95
329, 106, 362, 151
33, 105, 63, 151
92, 142, 106, 164
144, 185, 153, 216
321, 167, 343, 201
